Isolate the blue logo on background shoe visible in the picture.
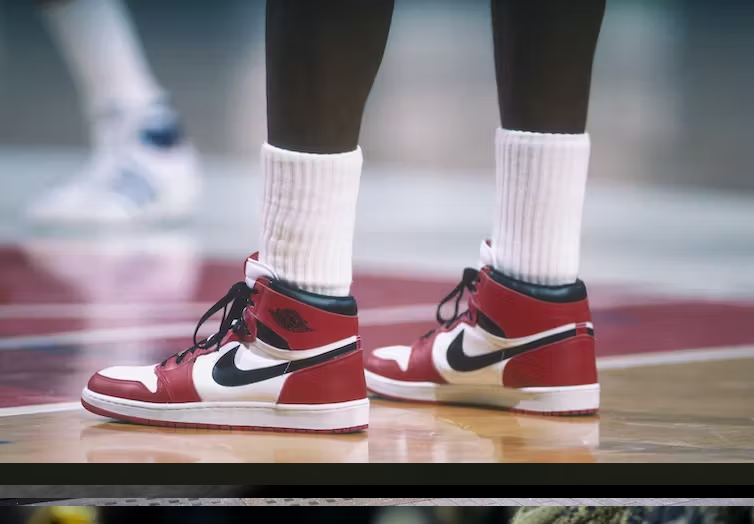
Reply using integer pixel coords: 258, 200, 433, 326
111, 168, 157, 207
141, 122, 184, 148
140, 107, 185, 148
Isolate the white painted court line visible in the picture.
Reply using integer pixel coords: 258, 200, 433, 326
0, 322, 201, 351
0, 304, 438, 350
596, 344, 754, 369
3, 293, 738, 349
0, 303, 212, 320
0, 293, 730, 319
359, 304, 437, 326
0, 401, 82, 417
2, 344, 753, 419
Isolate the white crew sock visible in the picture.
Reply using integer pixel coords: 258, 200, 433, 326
259, 143, 363, 297
41, 0, 164, 112
491, 128, 591, 286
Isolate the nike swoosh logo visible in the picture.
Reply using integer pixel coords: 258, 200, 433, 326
446, 327, 593, 372
212, 342, 358, 387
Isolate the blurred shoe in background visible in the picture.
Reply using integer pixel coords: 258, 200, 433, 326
27, 102, 201, 224
27, 0, 202, 224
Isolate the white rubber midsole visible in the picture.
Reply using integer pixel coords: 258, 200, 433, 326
81, 388, 369, 430
364, 371, 600, 413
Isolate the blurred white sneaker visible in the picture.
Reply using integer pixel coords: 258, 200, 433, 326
27, 101, 201, 224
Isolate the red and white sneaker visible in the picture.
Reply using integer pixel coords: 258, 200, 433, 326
81, 254, 369, 433
365, 241, 599, 415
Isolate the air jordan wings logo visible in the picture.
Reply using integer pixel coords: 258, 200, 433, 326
268, 308, 313, 332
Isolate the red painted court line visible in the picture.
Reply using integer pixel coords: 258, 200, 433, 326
0, 247, 455, 308
5, 300, 754, 356
4, 247, 754, 411
0, 386, 69, 409
364, 301, 754, 357
0, 317, 176, 337
0, 246, 663, 309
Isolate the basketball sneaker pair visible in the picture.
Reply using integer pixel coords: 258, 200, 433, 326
82, 242, 599, 433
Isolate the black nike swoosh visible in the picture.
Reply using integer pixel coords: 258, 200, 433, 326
446, 327, 592, 372
212, 342, 358, 387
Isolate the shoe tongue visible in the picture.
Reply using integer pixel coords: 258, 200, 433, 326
478, 239, 495, 269
245, 253, 279, 288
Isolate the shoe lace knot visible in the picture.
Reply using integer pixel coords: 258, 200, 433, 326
421, 267, 479, 340
161, 281, 257, 366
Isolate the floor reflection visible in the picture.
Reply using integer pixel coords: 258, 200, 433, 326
73, 401, 598, 463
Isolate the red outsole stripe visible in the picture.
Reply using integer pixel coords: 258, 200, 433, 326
507, 407, 599, 417
81, 400, 368, 434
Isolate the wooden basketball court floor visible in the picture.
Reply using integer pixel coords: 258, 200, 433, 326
1, 242, 753, 463
1, 161, 754, 463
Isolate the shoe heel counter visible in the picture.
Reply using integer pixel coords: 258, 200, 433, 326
278, 346, 367, 405
476, 268, 594, 338
503, 335, 598, 388
254, 280, 359, 350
